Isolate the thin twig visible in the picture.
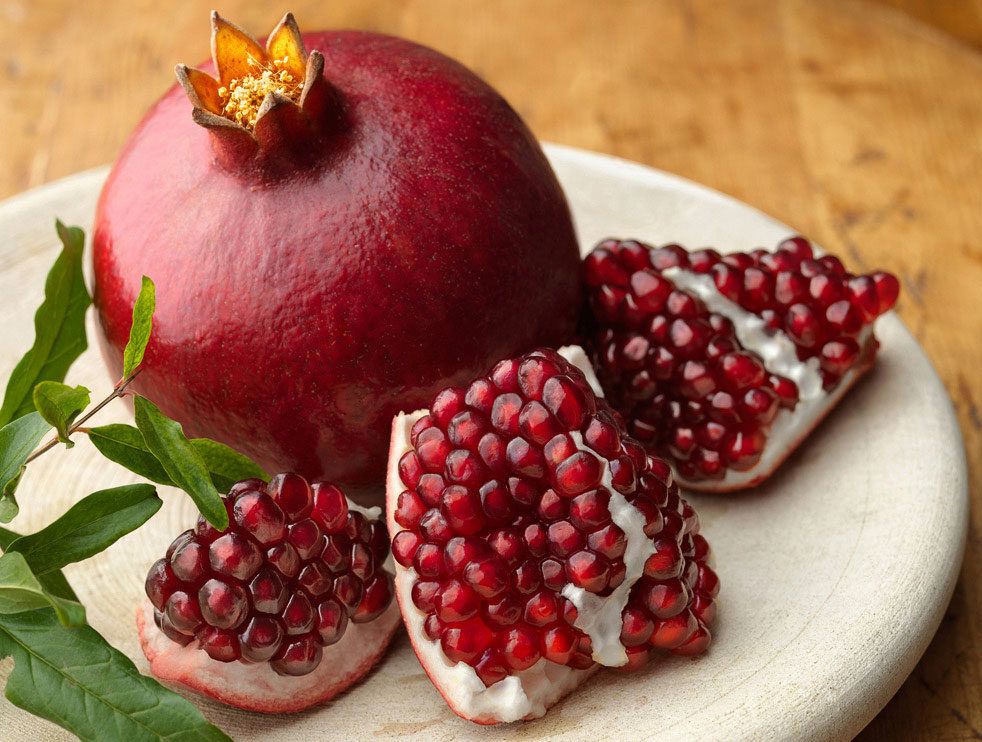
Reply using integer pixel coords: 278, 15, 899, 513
23, 368, 143, 465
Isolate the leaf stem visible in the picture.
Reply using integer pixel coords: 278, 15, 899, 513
23, 369, 143, 465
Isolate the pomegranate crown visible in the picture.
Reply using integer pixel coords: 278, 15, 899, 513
176, 12, 338, 156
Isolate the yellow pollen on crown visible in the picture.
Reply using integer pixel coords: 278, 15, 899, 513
217, 56, 303, 130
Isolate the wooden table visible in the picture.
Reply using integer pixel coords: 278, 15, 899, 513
1, 1, 980, 738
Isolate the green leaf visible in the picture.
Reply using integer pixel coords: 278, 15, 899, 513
0, 609, 232, 742
0, 552, 85, 626
0, 221, 91, 427
123, 276, 156, 379
0, 525, 19, 549
87, 424, 174, 485
0, 527, 79, 603
27, 567, 78, 604
32, 381, 90, 446
4, 484, 160, 576
191, 437, 268, 491
88, 423, 267, 491
133, 396, 227, 529
0, 412, 51, 522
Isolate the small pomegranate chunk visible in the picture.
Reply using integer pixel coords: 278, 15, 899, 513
388, 347, 717, 709
145, 473, 394, 677
583, 236, 899, 490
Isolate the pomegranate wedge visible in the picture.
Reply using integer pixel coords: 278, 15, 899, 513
386, 347, 717, 723
138, 474, 401, 713
583, 236, 900, 491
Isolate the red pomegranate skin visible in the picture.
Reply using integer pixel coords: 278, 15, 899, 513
93, 31, 581, 492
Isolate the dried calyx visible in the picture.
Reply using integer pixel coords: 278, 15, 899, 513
176, 12, 338, 155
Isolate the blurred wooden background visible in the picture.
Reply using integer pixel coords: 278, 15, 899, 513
1, 0, 981, 738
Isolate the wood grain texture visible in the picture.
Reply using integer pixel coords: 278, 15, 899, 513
0, 0, 979, 739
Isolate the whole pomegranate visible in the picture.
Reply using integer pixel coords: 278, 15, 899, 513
93, 13, 581, 494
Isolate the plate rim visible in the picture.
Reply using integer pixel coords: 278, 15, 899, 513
0, 145, 969, 742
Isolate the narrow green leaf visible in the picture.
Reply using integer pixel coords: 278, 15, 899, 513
87, 424, 173, 485
0, 527, 79, 602
32, 381, 90, 446
0, 552, 85, 626
0, 609, 232, 742
4, 484, 160, 576
133, 396, 227, 529
123, 276, 156, 379
191, 437, 268, 490
0, 221, 91, 427
89, 423, 267, 495
0, 412, 51, 522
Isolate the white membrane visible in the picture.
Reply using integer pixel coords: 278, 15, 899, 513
559, 347, 655, 663
561, 432, 653, 666
557, 345, 605, 397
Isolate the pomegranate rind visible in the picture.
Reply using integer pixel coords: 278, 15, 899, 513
386, 409, 596, 724
136, 598, 401, 714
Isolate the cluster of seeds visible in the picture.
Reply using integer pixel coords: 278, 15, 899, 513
218, 56, 302, 129
145, 474, 393, 676
582, 237, 899, 482
392, 348, 717, 686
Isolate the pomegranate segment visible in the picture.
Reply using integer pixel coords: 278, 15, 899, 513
387, 347, 717, 724
140, 473, 399, 712
583, 237, 899, 491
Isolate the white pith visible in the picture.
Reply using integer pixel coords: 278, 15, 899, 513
385, 345, 651, 722
558, 345, 605, 397
348, 500, 382, 520
560, 431, 653, 666
662, 268, 873, 489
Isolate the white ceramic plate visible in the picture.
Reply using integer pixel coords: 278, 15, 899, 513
0, 145, 968, 742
